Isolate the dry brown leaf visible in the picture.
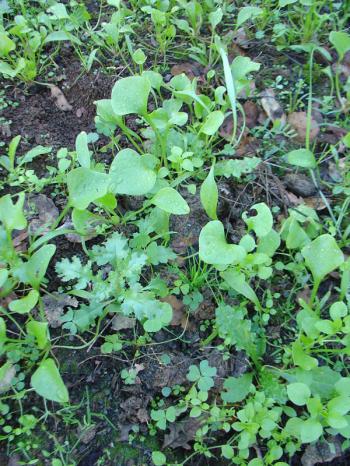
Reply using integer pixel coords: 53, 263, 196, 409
304, 196, 327, 211
161, 295, 185, 326
163, 417, 204, 450
43, 293, 78, 328
171, 62, 201, 80
288, 111, 319, 142
111, 315, 135, 331
49, 85, 72, 111
232, 28, 251, 49
25, 194, 59, 235
243, 100, 259, 128
260, 88, 286, 125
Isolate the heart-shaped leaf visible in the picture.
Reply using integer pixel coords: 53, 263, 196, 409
31, 358, 68, 403
109, 149, 156, 195
199, 221, 246, 265
301, 234, 344, 283
111, 76, 151, 116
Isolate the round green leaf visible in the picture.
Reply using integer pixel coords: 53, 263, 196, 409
152, 451, 166, 466
300, 419, 323, 443
111, 76, 151, 116
200, 111, 224, 136
287, 382, 311, 406
285, 148, 316, 168
31, 358, 68, 403
329, 301, 348, 320
151, 187, 190, 215
109, 149, 156, 196
199, 220, 246, 265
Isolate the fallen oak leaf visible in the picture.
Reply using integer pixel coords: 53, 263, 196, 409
49, 84, 72, 111
288, 111, 319, 143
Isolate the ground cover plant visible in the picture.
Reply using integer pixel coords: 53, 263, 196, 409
1, 0, 350, 465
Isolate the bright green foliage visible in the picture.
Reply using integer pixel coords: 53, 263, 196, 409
285, 148, 316, 168
329, 31, 350, 61
151, 187, 190, 215
222, 374, 252, 403
8, 290, 39, 314
31, 359, 68, 403
67, 168, 109, 209
242, 203, 273, 238
199, 221, 246, 265
187, 360, 217, 392
111, 76, 151, 116
301, 234, 344, 283
200, 164, 218, 219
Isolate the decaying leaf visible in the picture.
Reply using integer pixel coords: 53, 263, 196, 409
43, 293, 78, 328
260, 88, 286, 125
301, 437, 342, 466
49, 85, 72, 111
284, 173, 316, 197
25, 194, 59, 235
111, 315, 136, 331
288, 111, 319, 143
0, 363, 16, 393
171, 62, 201, 80
161, 295, 185, 326
163, 416, 204, 449
232, 28, 251, 49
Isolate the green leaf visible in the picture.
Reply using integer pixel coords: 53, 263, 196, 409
151, 187, 190, 215
209, 8, 223, 30
329, 31, 350, 61
132, 48, 146, 65
152, 451, 166, 466
26, 320, 49, 349
237, 6, 263, 28
221, 269, 260, 308
231, 56, 261, 81
301, 234, 344, 283
221, 373, 252, 403
242, 202, 273, 238
111, 76, 151, 116
330, 301, 348, 320
257, 229, 281, 257
287, 383, 311, 406
75, 131, 90, 168
31, 359, 68, 403
44, 31, 81, 45
285, 148, 316, 168
199, 221, 246, 265
9, 290, 39, 314
292, 340, 318, 371
200, 164, 218, 220
109, 149, 156, 195
200, 111, 224, 136
0, 32, 15, 56
67, 167, 109, 210
300, 419, 323, 443
0, 193, 27, 231
0, 269, 8, 288
24, 244, 56, 289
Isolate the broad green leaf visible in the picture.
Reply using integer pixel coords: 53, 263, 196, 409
26, 320, 49, 349
221, 269, 260, 307
301, 234, 344, 283
109, 149, 156, 195
132, 48, 146, 65
209, 8, 223, 30
285, 148, 316, 168
0, 269, 8, 287
142, 70, 163, 91
231, 56, 261, 81
242, 202, 273, 238
152, 451, 166, 466
200, 164, 218, 220
67, 167, 109, 209
257, 229, 281, 257
0, 32, 15, 56
31, 358, 68, 403
200, 111, 224, 136
75, 131, 90, 168
9, 290, 39, 314
0, 193, 27, 231
329, 31, 350, 61
287, 383, 311, 406
18, 145, 52, 166
237, 6, 263, 28
221, 373, 252, 403
25, 244, 56, 289
292, 340, 318, 371
300, 419, 323, 443
151, 187, 190, 215
199, 221, 246, 265
330, 301, 348, 320
111, 76, 151, 116
44, 31, 81, 45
